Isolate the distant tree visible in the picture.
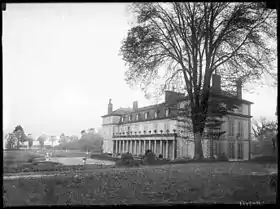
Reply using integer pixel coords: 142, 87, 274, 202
252, 117, 277, 139
81, 130, 86, 136
37, 134, 48, 150
6, 133, 17, 149
87, 128, 96, 134
25, 134, 34, 148
49, 136, 57, 149
14, 125, 24, 132
56, 133, 104, 153
120, 2, 276, 159
13, 125, 27, 149
252, 117, 277, 153
70, 135, 79, 141
28, 139, 33, 148
59, 133, 66, 144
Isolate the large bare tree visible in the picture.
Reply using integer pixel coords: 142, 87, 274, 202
120, 3, 276, 159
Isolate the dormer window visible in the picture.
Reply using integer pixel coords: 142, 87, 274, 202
144, 112, 148, 119
165, 108, 170, 117
136, 113, 139, 120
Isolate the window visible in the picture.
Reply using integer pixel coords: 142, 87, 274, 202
136, 113, 139, 120
237, 120, 243, 138
165, 108, 170, 117
154, 111, 158, 118
237, 105, 242, 113
121, 116, 125, 122
144, 112, 149, 119
228, 118, 234, 136
129, 115, 132, 121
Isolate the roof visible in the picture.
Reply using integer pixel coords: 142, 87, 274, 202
175, 89, 254, 105
210, 91, 254, 104
101, 90, 253, 123
101, 108, 133, 117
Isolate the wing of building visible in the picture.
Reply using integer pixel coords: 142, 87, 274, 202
100, 74, 253, 161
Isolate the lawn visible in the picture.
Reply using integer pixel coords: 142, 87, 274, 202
3, 162, 277, 205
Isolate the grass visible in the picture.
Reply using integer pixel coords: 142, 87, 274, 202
3, 162, 277, 205
90, 153, 118, 161
249, 156, 277, 163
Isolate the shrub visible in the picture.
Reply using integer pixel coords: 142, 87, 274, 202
116, 152, 140, 167
269, 173, 277, 192
217, 153, 229, 161
27, 155, 37, 163
143, 150, 157, 165
169, 157, 192, 164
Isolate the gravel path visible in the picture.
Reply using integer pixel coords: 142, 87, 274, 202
49, 157, 115, 166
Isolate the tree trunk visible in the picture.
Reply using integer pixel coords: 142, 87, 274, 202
194, 132, 204, 160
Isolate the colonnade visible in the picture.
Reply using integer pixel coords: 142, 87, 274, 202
113, 139, 176, 160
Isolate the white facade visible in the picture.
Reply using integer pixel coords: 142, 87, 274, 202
101, 90, 253, 160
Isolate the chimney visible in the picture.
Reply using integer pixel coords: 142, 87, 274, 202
165, 90, 185, 104
165, 91, 174, 103
236, 79, 242, 99
133, 101, 138, 111
108, 99, 113, 114
212, 74, 221, 93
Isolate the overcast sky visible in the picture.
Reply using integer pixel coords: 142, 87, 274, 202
3, 3, 277, 138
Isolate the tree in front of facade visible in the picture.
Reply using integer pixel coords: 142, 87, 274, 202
175, 93, 242, 158
120, 2, 276, 159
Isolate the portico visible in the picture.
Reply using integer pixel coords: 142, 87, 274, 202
113, 134, 176, 160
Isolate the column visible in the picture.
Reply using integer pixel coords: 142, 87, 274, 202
123, 140, 126, 153
119, 140, 122, 153
127, 140, 130, 153
122, 140, 125, 154
134, 140, 137, 155
139, 140, 141, 155
143, 140, 146, 154
166, 140, 169, 159
113, 140, 116, 155
149, 140, 151, 150
130, 140, 133, 153
117, 140, 119, 154
160, 140, 163, 156
235, 140, 238, 160
135, 140, 137, 155
172, 140, 175, 160
126, 140, 128, 153
138, 140, 141, 155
